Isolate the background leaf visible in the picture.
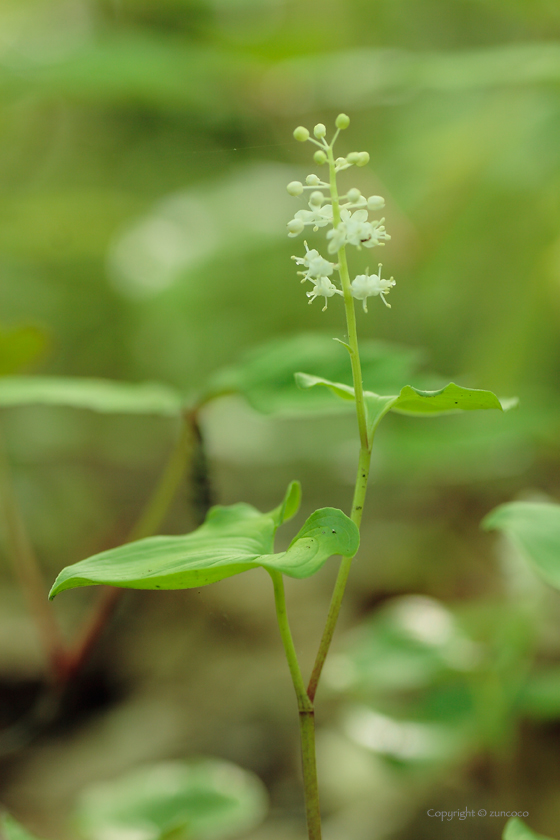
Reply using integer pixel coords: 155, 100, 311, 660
483, 502, 560, 590
0, 325, 49, 376
74, 759, 268, 840
203, 334, 423, 414
503, 816, 557, 840
0, 813, 45, 840
0, 376, 183, 416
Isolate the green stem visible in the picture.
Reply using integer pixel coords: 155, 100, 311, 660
307, 148, 373, 703
307, 448, 370, 701
269, 570, 321, 839
327, 147, 369, 452
63, 412, 196, 680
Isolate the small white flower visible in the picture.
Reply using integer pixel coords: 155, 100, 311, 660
287, 195, 333, 238
307, 277, 343, 311
362, 218, 391, 249
326, 224, 347, 254
350, 265, 395, 311
292, 241, 335, 283
326, 208, 390, 254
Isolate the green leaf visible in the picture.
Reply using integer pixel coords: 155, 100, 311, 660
0, 326, 49, 376
295, 375, 511, 438
294, 372, 356, 402
0, 376, 183, 417
392, 383, 506, 414
203, 334, 422, 414
1, 34, 255, 115
0, 813, 45, 840
49, 483, 359, 598
74, 759, 268, 840
269, 480, 302, 529
503, 816, 557, 840
483, 501, 560, 590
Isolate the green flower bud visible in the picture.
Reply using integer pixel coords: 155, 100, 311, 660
335, 113, 350, 130
313, 150, 327, 165
287, 181, 304, 196
346, 188, 361, 203
356, 152, 370, 167
287, 218, 305, 236
313, 123, 326, 139
293, 126, 310, 142
306, 174, 320, 185
346, 152, 360, 164
309, 191, 324, 207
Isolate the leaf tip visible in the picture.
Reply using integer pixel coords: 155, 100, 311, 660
269, 480, 302, 528
499, 396, 519, 411
294, 372, 311, 390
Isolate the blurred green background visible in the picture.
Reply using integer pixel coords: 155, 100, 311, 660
2, 0, 560, 838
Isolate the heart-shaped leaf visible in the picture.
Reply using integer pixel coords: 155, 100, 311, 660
75, 758, 268, 840
503, 817, 557, 840
0, 813, 45, 840
0, 376, 183, 416
49, 482, 359, 598
295, 374, 513, 439
483, 501, 560, 590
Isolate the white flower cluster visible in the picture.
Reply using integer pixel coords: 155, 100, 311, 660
292, 241, 342, 311
287, 115, 395, 312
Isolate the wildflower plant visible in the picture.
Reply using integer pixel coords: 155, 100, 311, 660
0, 115, 514, 840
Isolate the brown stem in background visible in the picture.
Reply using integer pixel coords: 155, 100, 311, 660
62, 409, 206, 682
0, 424, 67, 683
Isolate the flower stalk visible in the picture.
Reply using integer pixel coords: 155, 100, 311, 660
277, 115, 394, 838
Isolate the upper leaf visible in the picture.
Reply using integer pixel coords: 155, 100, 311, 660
483, 501, 560, 590
0, 376, 183, 417
49, 482, 359, 598
295, 374, 512, 438
503, 817, 557, 840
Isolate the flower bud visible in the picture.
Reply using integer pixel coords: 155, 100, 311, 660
287, 218, 305, 236
313, 150, 327, 165
306, 174, 320, 185
313, 123, 326, 139
346, 188, 361, 203
335, 113, 350, 130
346, 152, 360, 164
309, 191, 324, 207
293, 126, 310, 142
335, 157, 347, 167
356, 152, 370, 167
287, 181, 304, 196
367, 195, 385, 211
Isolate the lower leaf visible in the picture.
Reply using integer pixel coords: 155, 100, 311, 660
49, 483, 358, 598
